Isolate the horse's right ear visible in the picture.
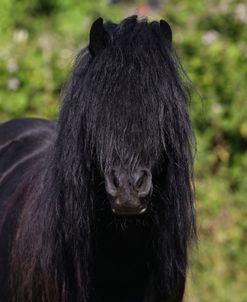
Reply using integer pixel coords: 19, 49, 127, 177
160, 19, 172, 44
89, 17, 109, 57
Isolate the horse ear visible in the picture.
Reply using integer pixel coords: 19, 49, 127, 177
89, 17, 109, 56
160, 19, 172, 44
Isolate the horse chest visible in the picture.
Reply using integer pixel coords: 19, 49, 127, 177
93, 224, 152, 302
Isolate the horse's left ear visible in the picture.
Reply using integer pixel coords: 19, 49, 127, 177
160, 19, 172, 44
89, 17, 109, 57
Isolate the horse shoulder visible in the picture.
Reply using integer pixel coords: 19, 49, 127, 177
0, 117, 56, 204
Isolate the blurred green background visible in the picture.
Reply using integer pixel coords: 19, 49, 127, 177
0, 0, 246, 301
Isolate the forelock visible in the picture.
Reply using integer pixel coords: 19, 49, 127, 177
61, 16, 192, 173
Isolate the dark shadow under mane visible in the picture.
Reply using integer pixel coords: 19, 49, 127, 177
0, 16, 196, 302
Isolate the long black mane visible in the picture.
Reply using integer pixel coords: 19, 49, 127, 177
0, 16, 196, 302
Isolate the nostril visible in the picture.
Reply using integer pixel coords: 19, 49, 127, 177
134, 169, 152, 197
105, 170, 120, 197
112, 173, 120, 188
135, 174, 145, 190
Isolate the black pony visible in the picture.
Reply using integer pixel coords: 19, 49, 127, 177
0, 16, 196, 302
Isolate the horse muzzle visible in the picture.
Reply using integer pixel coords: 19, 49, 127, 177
105, 168, 152, 216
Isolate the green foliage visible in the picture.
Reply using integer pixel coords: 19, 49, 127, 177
0, 0, 246, 301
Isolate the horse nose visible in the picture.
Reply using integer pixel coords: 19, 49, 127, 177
105, 168, 152, 215
105, 169, 152, 198
132, 168, 152, 197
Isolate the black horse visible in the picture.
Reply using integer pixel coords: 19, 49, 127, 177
0, 16, 196, 302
